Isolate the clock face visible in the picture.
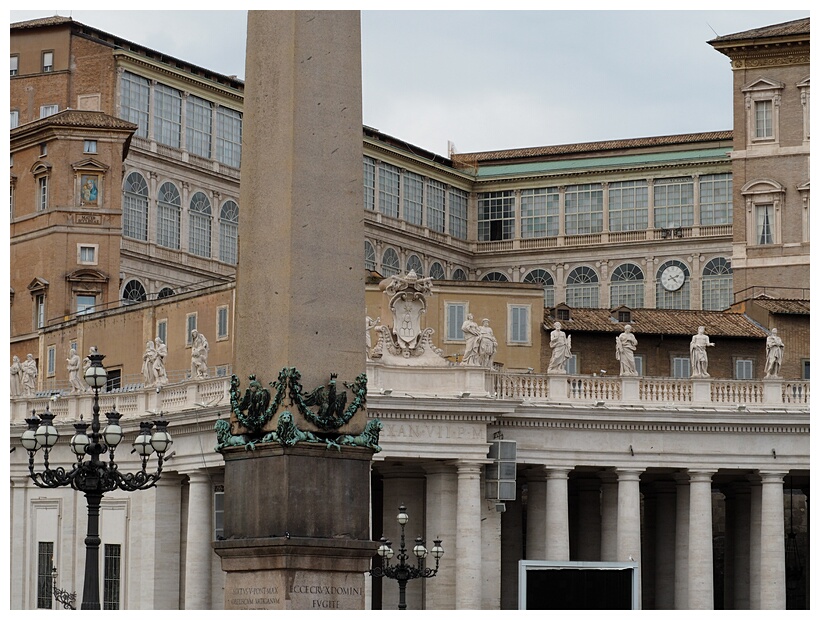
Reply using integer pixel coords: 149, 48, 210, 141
661, 265, 685, 291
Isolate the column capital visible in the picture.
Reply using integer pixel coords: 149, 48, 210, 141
455, 460, 483, 476
687, 469, 716, 483
758, 471, 788, 484
614, 468, 643, 482
545, 467, 572, 480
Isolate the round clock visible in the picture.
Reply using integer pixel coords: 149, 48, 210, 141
660, 265, 685, 291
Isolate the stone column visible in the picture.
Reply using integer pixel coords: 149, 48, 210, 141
424, 464, 457, 610
759, 471, 787, 609
673, 474, 690, 609
599, 472, 618, 562
9, 476, 28, 610
525, 468, 547, 559
654, 481, 677, 610
748, 476, 762, 609
687, 470, 715, 610
455, 462, 483, 609
546, 468, 570, 561
184, 471, 213, 609
616, 469, 642, 563
576, 478, 602, 561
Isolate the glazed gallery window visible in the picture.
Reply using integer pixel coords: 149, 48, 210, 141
77, 294, 96, 316
654, 177, 694, 229
123, 172, 148, 241
186, 94, 212, 158
189, 192, 213, 258
451, 268, 467, 281
448, 188, 468, 240
380, 247, 400, 277
655, 260, 691, 310
609, 181, 648, 232
403, 171, 424, 226
610, 263, 645, 308
566, 266, 599, 308
429, 262, 446, 280
363, 157, 376, 211
426, 179, 446, 233
445, 302, 466, 341
702, 257, 733, 311
378, 163, 400, 218
122, 280, 147, 304
120, 71, 150, 138
523, 268, 555, 308
154, 83, 182, 148
219, 200, 239, 265
157, 182, 182, 250
364, 240, 376, 271
406, 254, 423, 276
756, 205, 775, 245
478, 191, 515, 241
520, 187, 559, 238
216, 106, 242, 168
481, 271, 509, 282
699, 174, 733, 226
564, 184, 603, 236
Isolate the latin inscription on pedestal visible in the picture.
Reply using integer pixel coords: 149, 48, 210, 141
224, 569, 365, 610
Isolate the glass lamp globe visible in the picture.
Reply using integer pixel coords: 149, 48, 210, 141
20, 417, 41, 452
396, 505, 409, 525
84, 353, 107, 389
133, 422, 155, 456
432, 540, 444, 559
150, 419, 172, 454
70, 431, 90, 456
413, 537, 428, 559
102, 410, 123, 447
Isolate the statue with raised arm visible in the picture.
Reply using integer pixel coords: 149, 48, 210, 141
67, 349, 87, 393
764, 328, 784, 379
10, 355, 22, 397
615, 324, 638, 376
365, 315, 380, 359
191, 329, 210, 378
460, 313, 481, 366
548, 322, 572, 374
690, 326, 714, 378
154, 337, 169, 386
21, 353, 38, 396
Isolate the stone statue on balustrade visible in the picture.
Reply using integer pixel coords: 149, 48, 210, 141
154, 337, 169, 386
460, 314, 480, 366
475, 319, 498, 368
67, 349, 87, 393
615, 324, 638, 376
10, 355, 22, 397
142, 340, 158, 387
191, 329, 210, 378
547, 322, 572, 374
369, 270, 448, 366
21, 353, 38, 397
365, 315, 380, 360
764, 328, 784, 379
690, 326, 714, 378
83, 346, 98, 374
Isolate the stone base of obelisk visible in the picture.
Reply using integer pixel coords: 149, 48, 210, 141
213, 443, 375, 610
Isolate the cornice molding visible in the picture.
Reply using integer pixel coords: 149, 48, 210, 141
495, 417, 808, 435
730, 51, 810, 70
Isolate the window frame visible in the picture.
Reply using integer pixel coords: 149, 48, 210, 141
217, 305, 230, 341
734, 358, 754, 380
186, 313, 198, 346
46, 345, 56, 377
477, 190, 515, 241
76, 294, 96, 316
83, 140, 98, 154
672, 355, 691, 379
10, 54, 19, 77
444, 301, 468, 342
742, 78, 784, 146
77, 244, 99, 266
41, 50, 54, 73
507, 304, 531, 345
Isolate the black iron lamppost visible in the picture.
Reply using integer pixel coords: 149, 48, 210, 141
369, 504, 444, 610
20, 352, 172, 610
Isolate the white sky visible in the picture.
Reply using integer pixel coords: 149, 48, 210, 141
8, 6, 811, 157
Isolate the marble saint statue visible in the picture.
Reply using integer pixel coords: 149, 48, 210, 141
10, 355, 22, 397
475, 318, 498, 368
764, 328, 784, 379
21, 353, 38, 397
460, 314, 481, 366
690, 326, 714, 378
615, 324, 638, 376
191, 330, 210, 378
547, 322, 572, 374
67, 349, 87, 393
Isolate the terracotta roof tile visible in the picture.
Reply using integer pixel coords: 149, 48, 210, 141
708, 17, 810, 43
11, 110, 137, 134
749, 298, 810, 315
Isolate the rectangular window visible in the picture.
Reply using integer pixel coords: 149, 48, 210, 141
37, 541, 54, 609
40, 104, 58, 119
478, 191, 515, 241
755, 100, 773, 139
186, 313, 198, 345
445, 302, 467, 341
11, 54, 19, 76
363, 157, 376, 211
47, 345, 56, 376
217, 306, 229, 339
11, 110, 19, 129
78, 244, 97, 265
37, 176, 48, 211
42, 51, 53, 73
215, 106, 242, 168
378, 163, 400, 218
565, 184, 604, 235
157, 319, 168, 346
699, 174, 733, 226
214, 488, 224, 540
153, 83, 182, 148
402, 171, 424, 226
35, 294, 45, 328
448, 188, 468, 240
801, 359, 809, 380
105, 369, 121, 392
156, 201, 180, 249
103, 544, 121, 610
567, 354, 578, 375
521, 187, 559, 238
83, 140, 97, 154
634, 355, 644, 376
756, 204, 774, 245
608, 180, 649, 232
77, 295, 96, 315
186, 94, 212, 158
508, 305, 530, 344
426, 179, 446, 233
654, 177, 694, 229
672, 356, 690, 378
120, 71, 150, 138
735, 359, 754, 380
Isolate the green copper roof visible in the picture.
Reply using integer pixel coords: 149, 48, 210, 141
474, 147, 732, 178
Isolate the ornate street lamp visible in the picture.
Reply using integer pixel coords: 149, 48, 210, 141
369, 504, 444, 610
21, 352, 171, 610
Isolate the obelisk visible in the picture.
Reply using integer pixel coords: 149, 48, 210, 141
213, 11, 374, 610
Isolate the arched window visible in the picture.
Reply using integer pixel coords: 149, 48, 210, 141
380, 247, 400, 277
656, 260, 691, 309
429, 262, 445, 280
481, 271, 509, 282
524, 268, 555, 307
566, 266, 599, 308
610, 263, 645, 308
189, 191, 212, 258
406, 254, 423, 276
219, 200, 239, 264
122, 279, 147, 304
123, 172, 148, 241
157, 287, 175, 299
452, 268, 467, 281
157, 182, 181, 249
364, 241, 376, 271
702, 257, 733, 311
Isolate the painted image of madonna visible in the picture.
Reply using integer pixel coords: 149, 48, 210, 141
81, 175, 98, 204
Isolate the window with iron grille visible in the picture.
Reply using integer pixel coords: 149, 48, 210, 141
37, 542, 54, 609
103, 544, 121, 609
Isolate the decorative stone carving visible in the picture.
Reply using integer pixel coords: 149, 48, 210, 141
616, 325, 638, 376
475, 318, 498, 368
154, 337, 168, 386
460, 314, 480, 366
191, 330, 209, 378
690, 326, 714, 378
21, 353, 38, 397
10, 355, 22, 397
547, 322, 572, 375
365, 315, 380, 360
369, 270, 448, 366
764, 328, 784, 378
67, 349, 87, 393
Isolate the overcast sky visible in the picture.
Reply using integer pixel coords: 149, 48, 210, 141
9, 7, 810, 157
